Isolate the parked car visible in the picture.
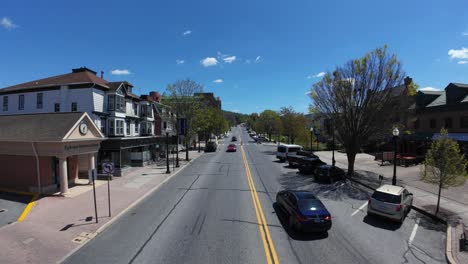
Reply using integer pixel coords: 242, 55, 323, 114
231, 136, 238, 142
204, 141, 217, 152
276, 144, 302, 162
297, 157, 326, 174
276, 190, 332, 233
367, 184, 413, 223
287, 150, 317, 168
227, 144, 237, 152
314, 165, 345, 183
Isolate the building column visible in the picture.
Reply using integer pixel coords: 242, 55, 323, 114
88, 153, 96, 184
59, 157, 68, 195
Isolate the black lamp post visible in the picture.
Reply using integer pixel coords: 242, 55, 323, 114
175, 116, 179, 168
332, 123, 336, 167
310, 127, 314, 151
166, 128, 172, 174
197, 128, 201, 153
392, 128, 400, 185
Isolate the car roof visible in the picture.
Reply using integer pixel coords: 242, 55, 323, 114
278, 144, 302, 148
287, 190, 317, 199
376, 184, 404, 195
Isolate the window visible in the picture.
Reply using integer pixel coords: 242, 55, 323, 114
163, 121, 167, 130
147, 122, 152, 134
116, 120, 124, 135
460, 117, 468, 128
36, 93, 43, 109
429, 118, 436, 129
18, 95, 24, 110
100, 118, 107, 134
2, 96, 8, 111
71, 102, 77, 112
126, 121, 130, 135
54, 103, 60, 112
108, 119, 115, 135
147, 106, 153, 118
133, 102, 138, 115
141, 104, 147, 117
413, 119, 420, 129
108, 95, 115, 111
135, 121, 139, 133
444, 118, 452, 129
116, 96, 125, 112
141, 122, 147, 134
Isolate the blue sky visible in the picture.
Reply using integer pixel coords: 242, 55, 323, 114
1, 0, 468, 114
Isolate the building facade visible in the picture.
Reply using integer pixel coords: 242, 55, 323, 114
0, 67, 176, 177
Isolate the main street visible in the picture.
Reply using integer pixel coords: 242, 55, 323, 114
64, 126, 447, 264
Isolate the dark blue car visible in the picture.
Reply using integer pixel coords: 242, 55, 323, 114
276, 190, 332, 233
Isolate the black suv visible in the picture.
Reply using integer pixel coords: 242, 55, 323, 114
231, 136, 237, 142
205, 141, 217, 152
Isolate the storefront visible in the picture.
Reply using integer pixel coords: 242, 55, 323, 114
0, 112, 105, 195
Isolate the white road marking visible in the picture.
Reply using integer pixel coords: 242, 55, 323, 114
351, 201, 368, 216
409, 217, 420, 245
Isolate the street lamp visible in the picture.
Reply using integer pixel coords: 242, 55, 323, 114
166, 127, 172, 174
392, 127, 400, 185
310, 127, 314, 151
197, 127, 201, 153
331, 123, 336, 167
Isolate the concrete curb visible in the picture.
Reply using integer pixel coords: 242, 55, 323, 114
57, 153, 203, 264
446, 225, 458, 264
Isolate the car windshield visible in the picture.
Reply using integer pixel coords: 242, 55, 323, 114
288, 147, 301, 152
372, 191, 401, 204
298, 199, 325, 212
277, 146, 286, 153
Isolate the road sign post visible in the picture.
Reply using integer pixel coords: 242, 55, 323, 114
102, 162, 114, 218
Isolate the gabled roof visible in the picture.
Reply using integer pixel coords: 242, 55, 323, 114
0, 112, 104, 142
451, 83, 468, 88
0, 68, 109, 93
418, 90, 443, 95
426, 91, 446, 107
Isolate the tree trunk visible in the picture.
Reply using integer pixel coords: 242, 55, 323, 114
435, 179, 442, 216
346, 151, 356, 177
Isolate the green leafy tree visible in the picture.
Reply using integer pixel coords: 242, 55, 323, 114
310, 45, 404, 176
258, 110, 282, 140
280, 107, 307, 144
421, 128, 468, 215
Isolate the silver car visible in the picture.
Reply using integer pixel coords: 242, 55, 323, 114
367, 185, 413, 223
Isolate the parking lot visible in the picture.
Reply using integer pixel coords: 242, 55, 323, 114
0, 191, 32, 228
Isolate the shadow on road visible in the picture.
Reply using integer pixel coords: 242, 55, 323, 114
262, 150, 276, 155
363, 214, 401, 231
273, 203, 329, 241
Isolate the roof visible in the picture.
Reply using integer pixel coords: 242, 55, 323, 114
418, 90, 443, 95
451, 83, 468, 88
0, 112, 89, 142
278, 144, 302, 148
376, 184, 404, 195
0, 68, 109, 93
426, 91, 446, 107
289, 191, 317, 199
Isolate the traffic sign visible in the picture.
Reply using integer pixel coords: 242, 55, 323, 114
102, 162, 115, 174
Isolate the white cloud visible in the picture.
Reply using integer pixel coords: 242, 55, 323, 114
111, 69, 131, 75
458, 60, 468, 64
255, 56, 262, 63
448, 47, 468, 60
307, 71, 326, 79
201, 57, 218, 67
176, 59, 185, 65
463, 32, 468, 36
1, 17, 17, 30
223, 56, 236, 63
213, 79, 223, 83
182, 30, 191, 36
304, 91, 312, 95
419, 87, 440, 91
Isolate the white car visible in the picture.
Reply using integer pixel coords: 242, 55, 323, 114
367, 184, 413, 223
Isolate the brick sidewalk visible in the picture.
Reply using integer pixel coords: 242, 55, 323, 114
0, 150, 203, 264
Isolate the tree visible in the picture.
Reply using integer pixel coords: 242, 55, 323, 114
280, 107, 307, 144
258, 110, 282, 140
421, 128, 468, 215
310, 45, 404, 176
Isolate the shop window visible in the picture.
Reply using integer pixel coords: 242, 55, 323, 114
37, 93, 43, 109
429, 118, 436, 129
2, 96, 8, 111
54, 103, 60, 112
444, 118, 452, 129
18, 95, 24, 110
460, 117, 468, 128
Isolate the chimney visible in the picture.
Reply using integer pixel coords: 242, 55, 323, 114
149, 91, 161, 102
404, 76, 413, 86
100, 71, 104, 79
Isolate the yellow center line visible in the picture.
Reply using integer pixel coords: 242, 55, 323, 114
241, 145, 279, 264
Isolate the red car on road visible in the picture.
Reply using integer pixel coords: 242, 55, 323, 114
227, 144, 237, 152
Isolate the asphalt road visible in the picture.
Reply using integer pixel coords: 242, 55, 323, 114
64, 126, 447, 264
0, 192, 31, 228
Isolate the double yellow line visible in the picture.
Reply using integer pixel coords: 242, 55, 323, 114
240, 145, 279, 264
